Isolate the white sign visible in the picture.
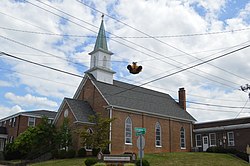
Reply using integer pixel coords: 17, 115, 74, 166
103, 156, 131, 162
137, 135, 145, 149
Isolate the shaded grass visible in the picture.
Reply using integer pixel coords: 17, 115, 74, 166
145, 152, 249, 166
29, 158, 86, 166
29, 152, 249, 166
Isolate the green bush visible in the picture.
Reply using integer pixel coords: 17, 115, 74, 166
66, 149, 76, 158
124, 163, 136, 166
78, 148, 87, 157
51, 149, 59, 159
136, 159, 150, 166
92, 148, 101, 156
58, 150, 67, 159
102, 148, 110, 154
206, 147, 227, 153
94, 163, 106, 166
206, 147, 248, 162
85, 158, 98, 166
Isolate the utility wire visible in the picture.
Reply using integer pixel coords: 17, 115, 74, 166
110, 44, 250, 96
235, 99, 249, 119
0, 67, 78, 87
76, 0, 250, 84
1, 25, 250, 39
2, 51, 250, 110
27, 0, 245, 90
0, 52, 83, 78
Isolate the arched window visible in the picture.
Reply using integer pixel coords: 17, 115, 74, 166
155, 122, 161, 147
103, 56, 107, 68
180, 127, 186, 149
125, 117, 132, 144
85, 128, 93, 151
93, 56, 96, 67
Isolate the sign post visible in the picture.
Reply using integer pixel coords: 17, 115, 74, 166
135, 127, 146, 166
247, 144, 250, 163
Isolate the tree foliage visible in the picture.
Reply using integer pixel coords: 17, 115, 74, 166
80, 113, 115, 151
5, 116, 57, 159
56, 118, 72, 151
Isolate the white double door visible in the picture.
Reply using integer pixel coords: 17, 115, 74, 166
202, 136, 209, 151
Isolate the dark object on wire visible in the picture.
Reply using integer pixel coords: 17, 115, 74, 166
127, 62, 142, 74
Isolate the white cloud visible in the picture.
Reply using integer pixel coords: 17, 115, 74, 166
0, 80, 12, 87
0, 0, 250, 122
4, 92, 58, 108
0, 105, 23, 119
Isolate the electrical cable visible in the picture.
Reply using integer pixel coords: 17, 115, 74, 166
26, 0, 247, 90
76, 0, 250, 84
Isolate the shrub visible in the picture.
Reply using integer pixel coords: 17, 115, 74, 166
78, 148, 87, 157
124, 163, 136, 166
206, 147, 226, 153
135, 159, 150, 166
85, 158, 98, 166
102, 148, 110, 154
94, 163, 106, 166
58, 150, 67, 159
51, 149, 59, 159
66, 149, 76, 158
92, 148, 101, 156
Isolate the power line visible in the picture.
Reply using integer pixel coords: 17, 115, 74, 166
110, 44, 250, 96
27, 1, 246, 90
2, 51, 250, 111
0, 35, 88, 69
235, 99, 249, 119
0, 52, 83, 78
1, 25, 250, 39
0, 67, 78, 87
76, 0, 250, 85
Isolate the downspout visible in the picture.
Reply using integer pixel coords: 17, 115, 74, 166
190, 123, 193, 149
108, 107, 113, 153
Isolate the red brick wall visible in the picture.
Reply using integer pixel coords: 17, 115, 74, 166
110, 109, 192, 154
4, 115, 44, 141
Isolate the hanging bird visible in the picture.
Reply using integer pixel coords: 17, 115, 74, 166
127, 62, 142, 74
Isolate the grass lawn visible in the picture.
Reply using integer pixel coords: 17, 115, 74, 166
29, 152, 249, 166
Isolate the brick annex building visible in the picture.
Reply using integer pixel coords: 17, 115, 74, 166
54, 19, 196, 155
0, 110, 56, 151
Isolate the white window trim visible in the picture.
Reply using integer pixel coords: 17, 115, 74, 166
209, 133, 216, 147
125, 117, 132, 145
155, 122, 162, 147
85, 128, 93, 151
227, 131, 235, 146
195, 134, 202, 147
28, 117, 36, 127
180, 127, 186, 149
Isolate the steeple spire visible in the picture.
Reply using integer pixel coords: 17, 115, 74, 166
86, 15, 115, 85
92, 14, 111, 54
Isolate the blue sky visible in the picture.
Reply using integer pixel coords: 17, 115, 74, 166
0, 0, 250, 122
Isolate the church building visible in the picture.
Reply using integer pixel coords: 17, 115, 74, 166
54, 18, 196, 155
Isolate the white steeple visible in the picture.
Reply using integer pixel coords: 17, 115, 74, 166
85, 16, 115, 84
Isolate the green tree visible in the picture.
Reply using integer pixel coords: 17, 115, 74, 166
80, 113, 115, 152
5, 116, 57, 159
57, 118, 72, 151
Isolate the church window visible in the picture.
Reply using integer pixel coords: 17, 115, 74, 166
93, 56, 97, 67
85, 128, 93, 151
103, 56, 107, 68
125, 117, 132, 144
180, 127, 186, 149
155, 122, 162, 147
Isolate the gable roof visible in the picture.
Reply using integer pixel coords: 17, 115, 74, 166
0, 110, 57, 122
65, 98, 96, 123
87, 74, 196, 122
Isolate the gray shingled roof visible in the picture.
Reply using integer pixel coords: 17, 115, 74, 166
88, 74, 195, 121
65, 98, 95, 123
23, 110, 57, 119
